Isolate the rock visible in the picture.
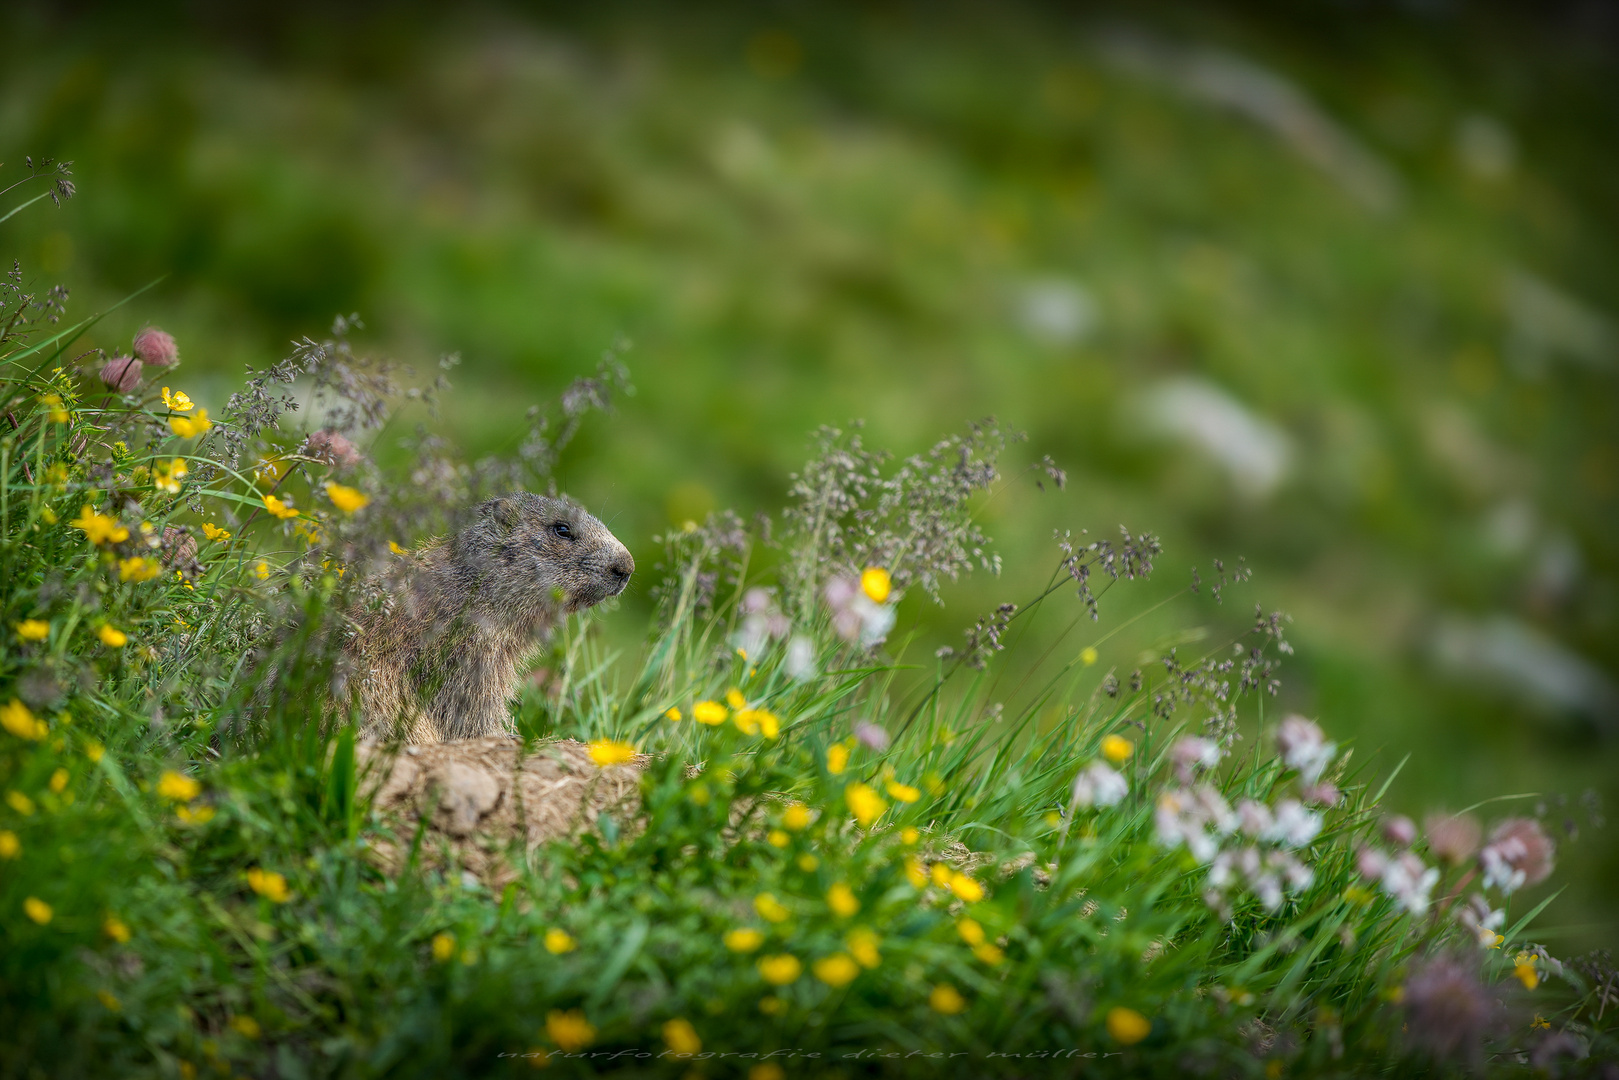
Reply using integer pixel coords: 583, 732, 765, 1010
357, 736, 644, 886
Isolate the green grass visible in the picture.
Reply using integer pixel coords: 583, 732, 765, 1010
1, 2, 1613, 951
1, 219, 1614, 1075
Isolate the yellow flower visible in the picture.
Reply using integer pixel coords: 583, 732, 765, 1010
15, 619, 49, 642
931, 862, 952, 887
693, 700, 728, 726
1101, 734, 1134, 763
169, 408, 212, 439
546, 1009, 596, 1052
2, 699, 48, 740
662, 1018, 702, 1055
24, 897, 52, 925
1514, 958, 1539, 991
757, 996, 786, 1017
845, 782, 887, 827
813, 953, 860, 988
846, 928, 881, 968
1532, 1014, 1550, 1030
42, 394, 69, 424
901, 826, 920, 844
157, 770, 200, 801
726, 688, 747, 710
750, 1064, 785, 1080
861, 567, 892, 603
153, 458, 188, 494
1106, 1006, 1152, 1045
973, 942, 1005, 965
905, 857, 927, 889
325, 482, 370, 514
796, 853, 819, 871
725, 927, 765, 953
782, 803, 813, 831
161, 387, 194, 412
7, 791, 35, 815
757, 954, 802, 986
825, 882, 860, 917
253, 560, 271, 581
885, 779, 921, 803
85, 740, 104, 763
388, 540, 406, 554
229, 1016, 261, 1040
202, 523, 232, 541
929, 984, 966, 1015
1080, 646, 1099, 666
432, 932, 456, 961
246, 868, 290, 903
0, 831, 18, 858
588, 739, 637, 767
71, 506, 129, 546
262, 494, 299, 520
117, 556, 160, 583
767, 829, 789, 848
175, 804, 215, 825
735, 708, 779, 738
544, 928, 577, 954
1479, 928, 1505, 949
98, 991, 121, 1012
98, 625, 128, 648
956, 918, 985, 946
664, 707, 682, 722
827, 744, 849, 775
949, 873, 985, 903
754, 893, 790, 923
49, 769, 67, 794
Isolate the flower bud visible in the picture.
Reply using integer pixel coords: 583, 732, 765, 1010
132, 326, 179, 367
99, 356, 143, 393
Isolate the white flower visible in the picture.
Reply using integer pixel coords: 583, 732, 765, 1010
1155, 785, 1230, 863
1072, 761, 1129, 808
1380, 851, 1440, 915
825, 576, 896, 646
785, 635, 817, 680
1265, 799, 1322, 849
1275, 715, 1336, 784
1236, 799, 1273, 838
1169, 735, 1223, 781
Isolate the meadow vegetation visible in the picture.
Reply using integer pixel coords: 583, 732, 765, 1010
2, 172, 1616, 1076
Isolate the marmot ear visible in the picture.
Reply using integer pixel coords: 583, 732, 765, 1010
481, 498, 523, 528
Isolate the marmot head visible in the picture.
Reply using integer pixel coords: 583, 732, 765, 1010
454, 492, 633, 617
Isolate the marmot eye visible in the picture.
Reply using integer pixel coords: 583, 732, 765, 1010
551, 522, 573, 539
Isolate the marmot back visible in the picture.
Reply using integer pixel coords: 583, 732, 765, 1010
351, 493, 633, 743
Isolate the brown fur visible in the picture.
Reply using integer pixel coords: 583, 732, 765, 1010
350, 493, 632, 743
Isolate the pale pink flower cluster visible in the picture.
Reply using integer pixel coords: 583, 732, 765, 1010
1169, 735, 1222, 783
1356, 847, 1441, 915
1234, 797, 1322, 848
1478, 817, 1555, 895
1275, 715, 1337, 783
1208, 846, 1313, 911
1155, 784, 1235, 863
854, 722, 890, 751
734, 587, 791, 657
824, 576, 895, 646
1071, 761, 1128, 808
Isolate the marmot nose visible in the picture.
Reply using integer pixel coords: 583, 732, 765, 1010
609, 556, 633, 585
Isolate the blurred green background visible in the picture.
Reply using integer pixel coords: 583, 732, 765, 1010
3, 2, 1616, 947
